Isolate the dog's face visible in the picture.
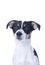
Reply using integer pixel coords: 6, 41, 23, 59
6, 20, 40, 40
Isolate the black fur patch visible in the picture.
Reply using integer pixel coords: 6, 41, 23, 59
22, 21, 34, 34
11, 21, 22, 33
33, 49, 38, 57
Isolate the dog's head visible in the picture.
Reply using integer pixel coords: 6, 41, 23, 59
6, 20, 40, 40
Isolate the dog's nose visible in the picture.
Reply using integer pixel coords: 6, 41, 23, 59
16, 32, 22, 37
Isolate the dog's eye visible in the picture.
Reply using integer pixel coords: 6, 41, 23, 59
23, 24, 26, 27
17, 24, 20, 26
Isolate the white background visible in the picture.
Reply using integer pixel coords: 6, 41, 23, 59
0, 0, 45, 65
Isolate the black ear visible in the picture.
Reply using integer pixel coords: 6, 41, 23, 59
31, 21, 41, 30
6, 20, 16, 29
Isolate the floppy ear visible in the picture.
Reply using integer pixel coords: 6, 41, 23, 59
31, 21, 41, 30
6, 20, 16, 29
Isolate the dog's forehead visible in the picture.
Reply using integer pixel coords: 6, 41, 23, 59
22, 21, 31, 24
13, 21, 31, 26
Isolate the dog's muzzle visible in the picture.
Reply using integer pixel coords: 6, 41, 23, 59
16, 31, 22, 40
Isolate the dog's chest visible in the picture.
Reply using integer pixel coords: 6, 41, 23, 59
13, 43, 38, 65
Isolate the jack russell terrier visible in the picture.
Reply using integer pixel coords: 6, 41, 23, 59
6, 20, 40, 65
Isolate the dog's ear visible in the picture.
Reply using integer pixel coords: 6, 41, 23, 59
6, 20, 15, 29
31, 21, 41, 30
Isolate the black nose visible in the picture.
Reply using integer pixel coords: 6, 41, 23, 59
16, 32, 22, 37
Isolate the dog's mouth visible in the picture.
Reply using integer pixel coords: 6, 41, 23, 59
16, 37, 22, 40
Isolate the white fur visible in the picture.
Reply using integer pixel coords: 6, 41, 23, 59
7, 21, 40, 65
13, 30, 39, 65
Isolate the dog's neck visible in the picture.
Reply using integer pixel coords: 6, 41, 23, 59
15, 38, 32, 48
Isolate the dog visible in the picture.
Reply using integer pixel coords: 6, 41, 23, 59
6, 20, 40, 65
